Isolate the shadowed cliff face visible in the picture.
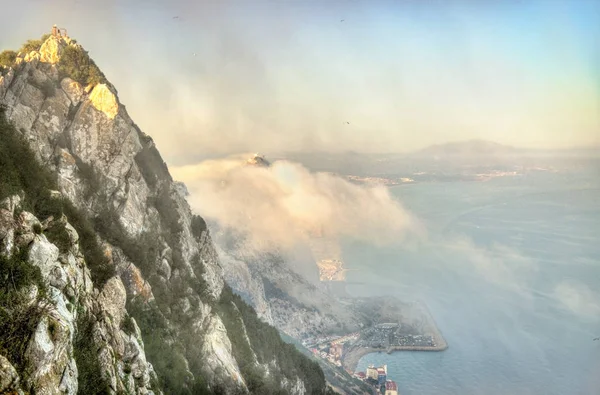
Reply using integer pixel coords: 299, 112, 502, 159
0, 33, 330, 395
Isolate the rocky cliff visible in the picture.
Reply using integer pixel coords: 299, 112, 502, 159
215, 235, 360, 340
0, 33, 331, 395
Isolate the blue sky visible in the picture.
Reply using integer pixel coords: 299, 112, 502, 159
1, 0, 598, 164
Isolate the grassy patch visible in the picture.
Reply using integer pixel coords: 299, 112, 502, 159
0, 248, 48, 373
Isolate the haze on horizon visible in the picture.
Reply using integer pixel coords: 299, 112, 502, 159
1, 0, 598, 165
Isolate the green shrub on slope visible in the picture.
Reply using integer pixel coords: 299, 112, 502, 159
58, 45, 106, 87
218, 284, 329, 394
0, 50, 17, 69
0, 249, 47, 374
73, 307, 112, 395
18, 34, 50, 54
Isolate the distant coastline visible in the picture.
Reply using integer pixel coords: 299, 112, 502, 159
342, 300, 448, 372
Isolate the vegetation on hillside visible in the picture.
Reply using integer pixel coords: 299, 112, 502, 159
57, 45, 106, 87
127, 298, 214, 395
0, 248, 48, 375
0, 33, 106, 88
73, 307, 112, 394
19, 34, 50, 54
0, 34, 50, 74
218, 284, 333, 394
0, 50, 17, 69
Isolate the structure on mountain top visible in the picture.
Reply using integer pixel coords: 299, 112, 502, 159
246, 153, 271, 167
51, 24, 68, 38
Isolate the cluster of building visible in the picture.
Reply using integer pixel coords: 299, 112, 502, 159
302, 334, 340, 348
391, 333, 436, 347
354, 323, 436, 349
308, 331, 361, 367
303, 331, 360, 349
354, 323, 398, 348
353, 365, 399, 395
346, 175, 414, 186
330, 332, 360, 345
311, 344, 343, 367
474, 170, 519, 182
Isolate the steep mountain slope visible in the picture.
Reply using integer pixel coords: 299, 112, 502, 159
214, 230, 361, 340
0, 32, 332, 395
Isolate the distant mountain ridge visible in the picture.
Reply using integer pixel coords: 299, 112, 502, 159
413, 139, 518, 157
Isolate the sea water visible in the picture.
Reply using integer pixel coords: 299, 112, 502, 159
344, 169, 600, 395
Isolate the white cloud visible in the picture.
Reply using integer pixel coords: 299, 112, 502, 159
172, 155, 424, 253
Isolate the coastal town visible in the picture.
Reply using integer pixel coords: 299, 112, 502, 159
356, 323, 438, 349
303, 319, 447, 394
353, 365, 399, 395
346, 175, 414, 186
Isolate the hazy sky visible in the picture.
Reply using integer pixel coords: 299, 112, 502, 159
1, 0, 598, 165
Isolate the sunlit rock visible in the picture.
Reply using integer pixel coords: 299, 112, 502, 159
39, 36, 65, 64
89, 83, 119, 119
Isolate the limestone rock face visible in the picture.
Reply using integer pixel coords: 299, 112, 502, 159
97, 277, 127, 327
214, 228, 361, 340
0, 203, 158, 395
0, 209, 16, 256
89, 84, 119, 119
0, 355, 23, 394
60, 78, 84, 105
0, 34, 242, 394
201, 315, 247, 388
0, 32, 324, 395
39, 36, 65, 64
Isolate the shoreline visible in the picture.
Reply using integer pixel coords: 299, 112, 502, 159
342, 343, 448, 373
342, 300, 448, 373
416, 299, 448, 351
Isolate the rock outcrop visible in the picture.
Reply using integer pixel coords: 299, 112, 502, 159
0, 196, 158, 394
0, 33, 330, 394
214, 233, 361, 340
